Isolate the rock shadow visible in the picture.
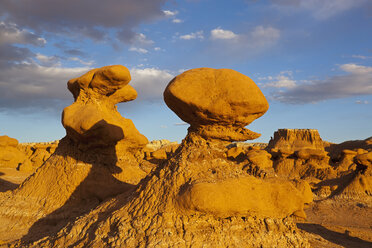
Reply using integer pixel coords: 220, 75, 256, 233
20, 121, 137, 244
297, 223, 372, 248
0, 172, 19, 192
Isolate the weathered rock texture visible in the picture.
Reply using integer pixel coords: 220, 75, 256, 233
63, 65, 148, 148
21, 68, 310, 247
268, 129, 334, 180
0, 136, 26, 169
0, 65, 151, 243
164, 68, 269, 141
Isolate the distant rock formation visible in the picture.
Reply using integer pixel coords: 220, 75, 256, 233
143, 139, 179, 161
267, 128, 325, 152
32, 68, 310, 247
0, 136, 26, 169
268, 129, 334, 180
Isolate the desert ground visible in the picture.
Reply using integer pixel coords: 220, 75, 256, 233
0, 66, 371, 247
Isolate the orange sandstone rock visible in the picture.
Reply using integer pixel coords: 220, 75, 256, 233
164, 68, 269, 141
62, 65, 148, 148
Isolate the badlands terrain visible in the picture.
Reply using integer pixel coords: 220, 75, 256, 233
0, 65, 371, 247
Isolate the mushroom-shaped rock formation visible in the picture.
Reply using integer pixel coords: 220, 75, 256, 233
0, 66, 151, 244
164, 68, 269, 141
62, 65, 148, 148
25, 68, 310, 247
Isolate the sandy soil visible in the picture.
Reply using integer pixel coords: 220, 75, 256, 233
1, 167, 371, 247
297, 199, 372, 248
0, 168, 34, 192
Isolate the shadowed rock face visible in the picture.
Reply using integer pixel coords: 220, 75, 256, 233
62, 65, 148, 148
164, 68, 269, 141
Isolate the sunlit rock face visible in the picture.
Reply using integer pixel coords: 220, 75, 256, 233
164, 68, 269, 141
62, 65, 148, 148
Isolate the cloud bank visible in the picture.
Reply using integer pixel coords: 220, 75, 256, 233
0, 0, 167, 42
270, 64, 372, 104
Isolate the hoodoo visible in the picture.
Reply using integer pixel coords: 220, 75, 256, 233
25, 68, 311, 247
0, 65, 149, 244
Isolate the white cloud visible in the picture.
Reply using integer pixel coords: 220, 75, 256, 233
68, 57, 94, 66
163, 9, 183, 24
130, 33, 154, 46
250, 26, 280, 46
172, 19, 183, 23
180, 31, 204, 40
129, 47, 149, 54
0, 62, 90, 109
208, 26, 280, 58
210, 28, 238, 40
0, 22, 46, 46
35, 53, 61, 67
130, 68, 174, 100
163, 10, 178, 17
154, 47, 161, 51
264, 71, 297, 88
272, 64, 372, 104
271, 0, 367, 20
340, 63, 372, 74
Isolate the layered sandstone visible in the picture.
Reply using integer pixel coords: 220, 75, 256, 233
0, 65, 150, 243
23, 68, 311, 247
268, 129, 334, 180
0, 136, 26, 169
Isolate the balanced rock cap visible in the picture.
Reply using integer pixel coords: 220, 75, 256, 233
164, 68, 269, 141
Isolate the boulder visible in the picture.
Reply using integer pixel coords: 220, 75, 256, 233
164, 68, 269, 141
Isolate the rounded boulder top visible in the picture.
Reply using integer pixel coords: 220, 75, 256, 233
164, 68, 269, 127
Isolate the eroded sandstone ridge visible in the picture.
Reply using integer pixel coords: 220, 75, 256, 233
268, 129, 333, 180
0, 65, 150, 243
21, 68, 310, 247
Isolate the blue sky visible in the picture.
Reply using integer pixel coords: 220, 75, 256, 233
0, 0, 371, 144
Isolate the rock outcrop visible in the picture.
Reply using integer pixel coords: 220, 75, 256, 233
26, 68, 310, 247
0, 65, 150, 243
267, 128, 325, 153
62, 65, 148, 148
268, 129, 334, 180
0, 136, 26, 169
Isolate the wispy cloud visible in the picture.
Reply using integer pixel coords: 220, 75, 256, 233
272, 64, 372, 104
271, 0, 367, 20
180, 31, 204, 40
210, 28, 238, 40
163, 9, 183, 24
355, 100, 370, 104
129, 47, 149, 54
130, 68, 174, 101
163, 10, 178, 17
262, 71, 297, 89
208, 25, 280, 58
172, 19, 183, 23
351, 54, 372, 60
